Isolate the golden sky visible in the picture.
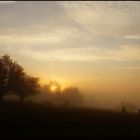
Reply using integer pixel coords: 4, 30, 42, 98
0, 1, 140, 108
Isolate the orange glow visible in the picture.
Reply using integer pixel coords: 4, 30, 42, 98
50, 84, 57, 92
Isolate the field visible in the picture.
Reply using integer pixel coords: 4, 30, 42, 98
0, 101, 140, 139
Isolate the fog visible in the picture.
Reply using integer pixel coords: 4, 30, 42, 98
0, 1, 140, 111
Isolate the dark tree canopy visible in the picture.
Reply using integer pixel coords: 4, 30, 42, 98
0, 55, 13, 99
7, 61, 25, 93
0, 54, 40, 102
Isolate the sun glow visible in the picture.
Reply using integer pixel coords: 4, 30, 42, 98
50, 84, 57, 92
49, 81, 61, 93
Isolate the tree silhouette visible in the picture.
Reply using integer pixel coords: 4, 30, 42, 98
19, 76, 40, 102
0, 55, 13, 101
0, 54, 40, 102
0, 60, 5, 101
7, 61, 25, 92
62, 86, 83, 106
41, 83, 83, 106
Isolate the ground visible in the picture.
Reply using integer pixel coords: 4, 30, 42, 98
0, 101, 140, 139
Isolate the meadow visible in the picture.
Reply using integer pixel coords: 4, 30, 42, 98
0, 101, 140, 139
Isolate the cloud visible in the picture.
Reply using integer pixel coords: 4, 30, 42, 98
0, 1, 16, 4
114, 66, 140, 70
12, 45, 140, 62
124, 35, 140, 40
18, 47, 101, 62
57, 1, 140, 37
0, 1, 140, 63
0, 27, 79, 45
119, 45, 140, 61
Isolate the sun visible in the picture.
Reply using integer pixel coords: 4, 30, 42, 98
50, 84, 57, 92
49, 81, 60, 93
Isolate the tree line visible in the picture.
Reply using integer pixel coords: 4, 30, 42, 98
0, 54, 83, 106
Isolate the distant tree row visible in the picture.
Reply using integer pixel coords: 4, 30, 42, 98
0, 54, 83, 106
0, 55, 40, 102
42, 82, 83, 107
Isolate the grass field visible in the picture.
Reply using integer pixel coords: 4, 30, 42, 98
0, 101, 140, 139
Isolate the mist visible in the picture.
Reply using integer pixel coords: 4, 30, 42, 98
0, 1, 140, 111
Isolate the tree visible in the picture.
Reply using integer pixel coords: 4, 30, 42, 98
0, 58, 5, 101
7, 61, 25, 93
20, 76, 40, 102
62, 86, 83, 106
0, 54, 40, 102
9, 67, 40, 102
0, 55, 13, 101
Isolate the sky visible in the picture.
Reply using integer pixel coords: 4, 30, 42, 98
0, 1, 140, 109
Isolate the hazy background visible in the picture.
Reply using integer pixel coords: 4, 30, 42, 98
0, 1, 140, 109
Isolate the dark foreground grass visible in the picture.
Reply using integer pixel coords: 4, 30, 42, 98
0, 101, 140, 139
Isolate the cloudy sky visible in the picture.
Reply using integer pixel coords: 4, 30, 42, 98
0, 1, 140, 108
